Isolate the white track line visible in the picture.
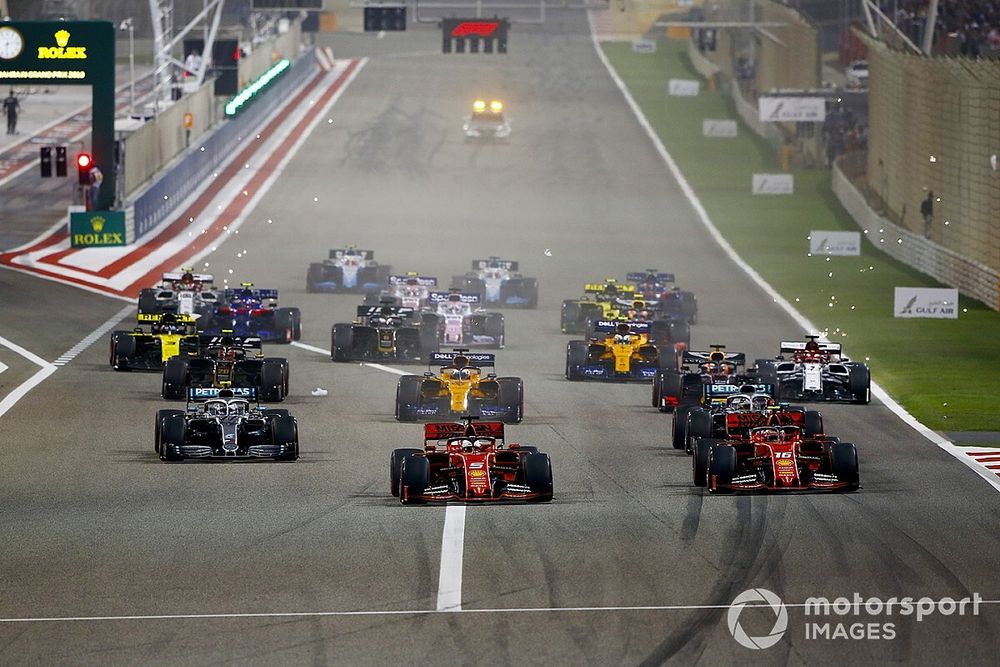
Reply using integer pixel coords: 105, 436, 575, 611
0, 360, 7, 374
586, 19, 1000, 495
2, 598, 997, 624
52, 304, 135, 366
292, 339, 463, 609
436, 505, 466, 611
0, 334, 56, 420
0, 304, 134, 419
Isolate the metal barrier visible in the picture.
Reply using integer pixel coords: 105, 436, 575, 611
132, 48, 317, 240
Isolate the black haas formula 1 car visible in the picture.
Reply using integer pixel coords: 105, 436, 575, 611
161, 334, 289, 402
428, 290, 505, 348
332, 301, 438, 363
155, 387, 298, 462
697, 424, 859, 493
395, 350, 523, 423
565, 320, 673, 382
391, 418, 552, 503
110, 313, 199, 371
653, 345, 755, 412
755, 336, 870, 404
451, 258, 538, 309
626, 270, 698, 324
306, 248, 392, 293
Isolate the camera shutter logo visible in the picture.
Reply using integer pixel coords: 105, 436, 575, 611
727, 588, 788, 649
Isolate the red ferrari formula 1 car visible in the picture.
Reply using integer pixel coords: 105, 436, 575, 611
390, 419, 553, 504
695, 422, 859, 493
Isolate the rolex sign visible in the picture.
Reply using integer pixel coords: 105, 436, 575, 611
69, 210, 127, 248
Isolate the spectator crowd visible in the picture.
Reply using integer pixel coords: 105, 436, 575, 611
880, 0, 1000, 57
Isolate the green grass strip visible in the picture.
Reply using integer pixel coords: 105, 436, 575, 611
603, 39, 1000, 431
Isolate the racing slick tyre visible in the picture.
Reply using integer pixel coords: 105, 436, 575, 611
419, 313, 440, 358
331, 324, 353, 362
400, 456, 430, 504
289, 308, 302, 341
803, 410, 824, 437
395, 375, 423, 422
161, 357, 189, 400
693, 438, 720, 487
560, 301, 580, 333
390, 448, 423, 497
497, 377, 524, 423
688, 409, 714, 445
672, 405, 692, 449
831, 442, 860, 488
652, 370, 663, 407
265, 409, 290, 419
517, 446, 539, 455
155, 409, 184, 454
849, 365, 871, 404
484, 313, 505, 349
110, 331, 136, 371
755, 360, 779, 399
656, 346, 678, 372
159, 415, 186, 462
522, 453, 553, 502
707, 445, 737, 492
565, 340, 588, 380
271, 415, 299, 461
138, 288, 159, 315
523, 283, 539, 309
306, 263, 324, 293
656, 371, 683, 412
668, 320, 691, 347
650, 320, 673, 345
260, 359, 286, 403
272, 308, 297, 343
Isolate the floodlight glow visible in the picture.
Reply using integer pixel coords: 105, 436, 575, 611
225, 59, 292, 117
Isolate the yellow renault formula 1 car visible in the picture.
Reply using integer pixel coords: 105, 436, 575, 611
109, 313, 199, 371
560, 279, 636, 334
395, 349, 523, 423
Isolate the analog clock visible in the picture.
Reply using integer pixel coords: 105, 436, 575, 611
0, 26, 24, 60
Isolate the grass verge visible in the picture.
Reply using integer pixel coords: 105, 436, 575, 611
602, 39, 1000, 431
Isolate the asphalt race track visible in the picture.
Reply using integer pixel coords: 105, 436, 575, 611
1, 13, 999, 665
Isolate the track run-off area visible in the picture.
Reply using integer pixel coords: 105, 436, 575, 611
1, 11, 998, 665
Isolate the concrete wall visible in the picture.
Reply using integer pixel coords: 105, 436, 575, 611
834, 158, 1000, 310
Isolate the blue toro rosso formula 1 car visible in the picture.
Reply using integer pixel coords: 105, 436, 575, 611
200, 284, 301, 344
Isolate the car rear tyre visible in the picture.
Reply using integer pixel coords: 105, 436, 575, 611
331, 324, 353, 362
565, 340, 588, 380
522, 453, 553, 501
831, 442, 859, 488
161, 357, 188, 400
849, 365, 870, 404
497, 377, 523, 423
395, 375, 423, 422
693, 438, 719, 487
390, 448, 422, 497
708, 445, 737, 492
400, 456, 430, 504
160, 415, 186, 461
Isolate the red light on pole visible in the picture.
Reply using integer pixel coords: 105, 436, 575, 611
77, 153, 93, 185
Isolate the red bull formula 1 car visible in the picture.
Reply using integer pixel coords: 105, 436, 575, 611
390, 418, 553, 503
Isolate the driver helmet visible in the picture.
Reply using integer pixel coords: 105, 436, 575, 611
615, 323, 631, 336
473, 438, 492, 451
805, 339, 821, 353
728, 394, 752, 411
751, 394, 775, 410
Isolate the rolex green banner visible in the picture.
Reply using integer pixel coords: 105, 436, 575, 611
70, 211, 126, 247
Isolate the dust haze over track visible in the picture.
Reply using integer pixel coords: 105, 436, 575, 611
1, 13, 998, 665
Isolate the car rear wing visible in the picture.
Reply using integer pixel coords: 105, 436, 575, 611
222, 288, 279, 301
430, 351, 495, 367
473, 258, 517, 271
429, 291, 480, 304
357, 304, 413, 318
424, 421, 505, 443
137, 313, 197, 324
388, 274, 437, 286
780, 340, 841, 354
703, 383, 774, 399
626, 271, 675, 284
329, 248, 374, 260
186, 386, 257, 402
162, 271, 214, 283
584, 282, 636, 294
198, 334, 263, 351
725, 409, 803, 434
591, 320, 651, 334
683, 350, 746, 366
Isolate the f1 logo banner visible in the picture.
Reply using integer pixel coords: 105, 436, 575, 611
894, 287, 959, 319
441, 18, 509, 54
809, 230, 861, 256
752, 174, 794, 195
